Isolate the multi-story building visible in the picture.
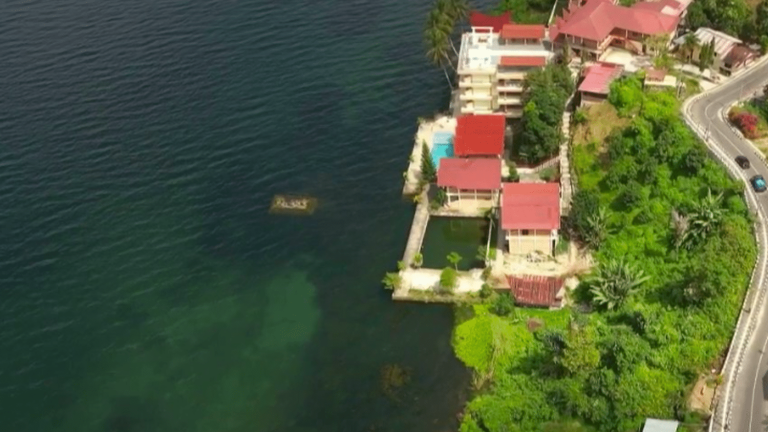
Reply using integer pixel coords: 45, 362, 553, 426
549, 0, 689, 61
456, 13, 551, 118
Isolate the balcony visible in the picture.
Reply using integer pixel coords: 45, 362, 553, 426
497, 80, 524, 92
459, 78, 493, 88
497, 95, 523, 106
496, 70, 527, 80
460, 90, 493, 101
461, 103, 495, 115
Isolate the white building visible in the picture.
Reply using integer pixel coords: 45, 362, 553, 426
457, 14, 553, 118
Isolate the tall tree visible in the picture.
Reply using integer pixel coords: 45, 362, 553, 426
420, 142, 437, 182
698, 39, 716, 73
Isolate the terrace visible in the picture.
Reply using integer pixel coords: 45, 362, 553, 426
457, 28, 551, 74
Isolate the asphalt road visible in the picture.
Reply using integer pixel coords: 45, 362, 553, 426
688, 60, 768, 432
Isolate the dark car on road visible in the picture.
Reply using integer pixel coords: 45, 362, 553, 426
751, 175, 767, 192
736, 155, 750, 169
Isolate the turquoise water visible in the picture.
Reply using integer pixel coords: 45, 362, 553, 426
0, 0, 497, 430
431, 132, 455, 168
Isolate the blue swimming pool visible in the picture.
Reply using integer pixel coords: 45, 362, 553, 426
431, 131, 454, 168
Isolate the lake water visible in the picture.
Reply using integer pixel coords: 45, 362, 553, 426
0, 0, 508, 430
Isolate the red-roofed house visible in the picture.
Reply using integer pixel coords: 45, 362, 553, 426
437, 158, 503, 206
578, 62, 624, 106
506, 275, 565, 307
453, 115, 506, 157
549, 0, 684, 60
501, 183, 561, 255
469, 11, 513, 33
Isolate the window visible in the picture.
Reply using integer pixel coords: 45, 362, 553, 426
521, 229, 530, 235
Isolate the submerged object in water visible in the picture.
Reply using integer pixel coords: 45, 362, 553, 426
269, 194, 318, 215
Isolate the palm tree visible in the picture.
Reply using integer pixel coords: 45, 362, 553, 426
447, 251, 463, 270
681, 33, 699, 63
424, 22, 454, 88
590, 259, 650, 310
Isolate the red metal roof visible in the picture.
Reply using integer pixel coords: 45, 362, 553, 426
437, 158, 502, 190
578, 62, 623, 95
501, 183, 560, 230
551, 0, 679, 43
499, 56, 547, 67
506, 275, 564, 307
500, 24, 546, 40
469, 11, 512, 33
453, 115, 506, 157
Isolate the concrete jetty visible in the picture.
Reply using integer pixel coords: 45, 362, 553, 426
400, 189, 430, 267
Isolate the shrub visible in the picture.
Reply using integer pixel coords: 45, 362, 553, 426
573, 108, 587, 125
382, 272, 402, 290
732, 112, 759, 139
479, 283, 494, 299
490, 293, 515, 316
506, 160, 520, 182
440, 267, 458, 292
540, 167, 557, 182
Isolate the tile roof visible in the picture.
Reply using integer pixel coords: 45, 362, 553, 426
469, 11, 512, 33
550, 0, 679, 43
500, 24, 546, 40
453, 115, 506, 157
578, 62, 624, 94
506, 275, 564, 307
499, 56, 547, 67
437, 158, 503, 190
501, 183, 560, 230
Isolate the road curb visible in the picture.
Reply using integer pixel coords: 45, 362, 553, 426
683, 60, 768, 432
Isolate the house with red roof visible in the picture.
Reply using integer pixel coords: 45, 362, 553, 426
453, 115, 506, 158
501, 183, 561, 255
437, 158, 503, 207
458, 12, 552, 118
549, 0, 686, 61
578, 62, 624, 106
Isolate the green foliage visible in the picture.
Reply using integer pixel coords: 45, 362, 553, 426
490, 293, 515, 316
382, 272, 402, 290
412, 252, 423, 268
686, 0, 751, 38
698, 39, 716, 73
760, 35, 768, 55
480, 283, 494, 299
518, 64, 573, 163
447, 251, 463, 269
540, 167, 557, 182
453, 84, 756, 432
440, 266, 458, 291
573, 108, 587, 125
397, 260, 406, 271
589, 259, 650, 310
476, 245, 496, 262
435, 187, 447, 206
608, 75, 644, 117
495, 0, 552, 24
420, 142, 437, 182
506, 160, 520, 182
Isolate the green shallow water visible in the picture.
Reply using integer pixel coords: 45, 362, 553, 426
0, 0, 509, 430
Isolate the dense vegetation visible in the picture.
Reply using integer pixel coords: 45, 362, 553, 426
687, 0, 768, 48
454, 77, 756, 432
517, 63, 574, 163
